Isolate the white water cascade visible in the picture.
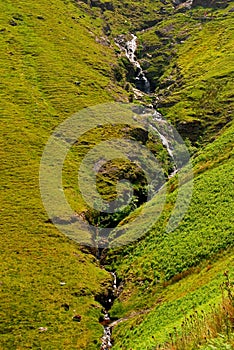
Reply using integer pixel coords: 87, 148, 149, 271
152, 111, 174, 158
101, 313, 112, 350
115, 34, 151, 93
100, 272, 117, 350
151, 110, 178, 177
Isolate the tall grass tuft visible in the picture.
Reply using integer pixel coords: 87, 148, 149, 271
156, 272, 234, 350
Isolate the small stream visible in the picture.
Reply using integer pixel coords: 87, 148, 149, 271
100, 272, 117, 350
99, 34, 178, 349
116, 33, 178, 176
101, 313, 112, 350
115, 34, 151, 93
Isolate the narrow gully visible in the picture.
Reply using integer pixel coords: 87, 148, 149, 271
99, 34, 178, 349
115, 34, 177, 174
115, 34, 151, 93
100, 271, 118, 350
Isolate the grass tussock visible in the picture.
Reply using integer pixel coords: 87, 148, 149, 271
157, 272, 234, 350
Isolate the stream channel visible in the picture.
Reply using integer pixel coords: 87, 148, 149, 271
99, 271, 118, 350
99, 34, 177, 349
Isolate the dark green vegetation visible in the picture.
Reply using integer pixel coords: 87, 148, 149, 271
1, 0, 234, 350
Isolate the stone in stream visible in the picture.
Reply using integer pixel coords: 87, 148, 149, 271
73, 314, 82, 322
100, 311, 111, 326
38, 327, 48, 332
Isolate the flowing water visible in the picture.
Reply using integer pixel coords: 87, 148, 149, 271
100, 272, 117, 350
101, 312, 112, 350
152, 111, 174, 158
115, 34, 151, 93
151, 110, 178, 176
100, 35, 178, 349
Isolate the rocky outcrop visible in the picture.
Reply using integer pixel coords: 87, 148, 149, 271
81, 0, 114, 11
172, 0, 193, 11
177, 120, 203, 142
172, 0, 230, 9
192, 0, 230, 8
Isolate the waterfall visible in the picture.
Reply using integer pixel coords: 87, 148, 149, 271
151, 111, 174, 159
110, 272, 117, 292
151, 110, 177, 176
115, 34, 151, 93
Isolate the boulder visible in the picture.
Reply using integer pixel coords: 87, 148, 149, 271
192, 0, 229, 8
73, 314, 82, 322
177, 120, 203, 142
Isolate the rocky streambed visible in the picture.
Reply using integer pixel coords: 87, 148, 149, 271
97, 33, 180, 349
99, 271, 120, 349
115, 34, 151, 93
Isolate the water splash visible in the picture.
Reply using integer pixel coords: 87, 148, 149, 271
100, 272, 117, 349
115, 34, 151, 93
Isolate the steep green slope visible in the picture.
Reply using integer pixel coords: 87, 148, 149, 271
139, 4, 234, 143
111, 251, 234, 349
106, 122, 234, 349
78, 0, 173, 35
152, 8, 234, 143
80, 0, 234, 143
0, 0, 126, 349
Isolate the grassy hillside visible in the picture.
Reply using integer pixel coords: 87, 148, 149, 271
78, 0, 173, 35
96, 5, 234, 347
151, 6, 234, 144
0, 0, 126, 348
1, 0, 233, 349
104, 117, 233, 349
146, 5, 233, 144
81, 0, 234, 143
111, 251, 234, 349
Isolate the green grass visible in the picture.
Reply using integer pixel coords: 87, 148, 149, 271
78, 0, 174, 35
0, 240, 111, 349
138, 7, 234, 143
1, 0, 233, 349
110, 251, 234, 349
0, 0, 127, 348
105, 124, 234, 348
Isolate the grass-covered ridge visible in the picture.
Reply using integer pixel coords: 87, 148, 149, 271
106, 149, 234, 348
81, 0, 234, 143
154, 7, 234, 143
0, 0, 127, 348
103, 122, 234, 348
111, 252, 234, 349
